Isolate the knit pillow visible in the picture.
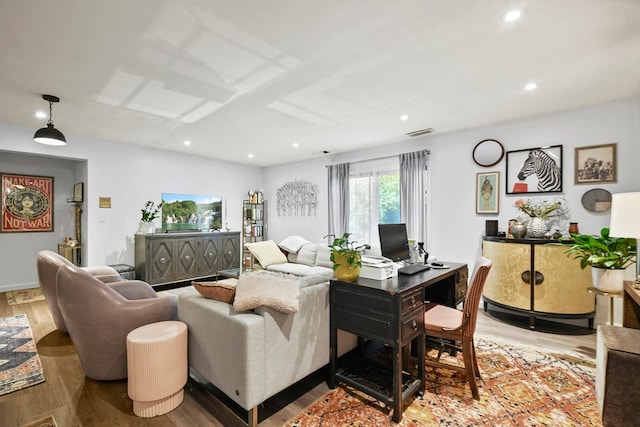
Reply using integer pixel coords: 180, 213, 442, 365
233, 271, 300, 313
244, 240, 288, 267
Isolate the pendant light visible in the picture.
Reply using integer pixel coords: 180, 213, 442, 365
34, 94, 67, 145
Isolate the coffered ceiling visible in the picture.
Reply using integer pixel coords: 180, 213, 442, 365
1, 0, 639, 166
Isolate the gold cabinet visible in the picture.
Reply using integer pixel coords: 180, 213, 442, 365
482, 238, 595, 329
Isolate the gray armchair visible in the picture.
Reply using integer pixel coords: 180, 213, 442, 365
56, 263, 177, 380
37, 250, 124, 333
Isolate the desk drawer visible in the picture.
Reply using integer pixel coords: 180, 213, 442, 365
401, 288, 423, 313
401, 307, 424, 342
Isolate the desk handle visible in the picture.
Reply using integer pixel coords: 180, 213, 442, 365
411, 320, 417, 330
521, 270, 544, 285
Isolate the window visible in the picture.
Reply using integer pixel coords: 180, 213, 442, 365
348, 157, 400, 248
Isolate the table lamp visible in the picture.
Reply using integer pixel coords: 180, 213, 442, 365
609, 192, 640, 288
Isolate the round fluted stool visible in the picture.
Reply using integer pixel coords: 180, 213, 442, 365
126, 321, 188, 417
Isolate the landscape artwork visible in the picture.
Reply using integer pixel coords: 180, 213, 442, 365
161, 193, 222, 231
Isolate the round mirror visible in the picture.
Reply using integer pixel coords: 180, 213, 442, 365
473, 139, 505, 167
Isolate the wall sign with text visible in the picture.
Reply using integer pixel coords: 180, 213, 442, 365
1, 173, 54, 232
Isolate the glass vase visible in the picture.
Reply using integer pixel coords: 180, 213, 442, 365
527, 217, 548, 238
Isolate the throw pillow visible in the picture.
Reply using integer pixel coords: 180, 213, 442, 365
315, 244, 333, 268
233, 271, 300, 313
192, 279, 237, 303
278, 235, 312, 253
293, 243, 318, 266
244, 240, 288, 268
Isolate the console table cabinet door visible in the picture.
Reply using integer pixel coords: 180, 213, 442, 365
482, 241, 531, 310
219, 234, 240, 270
534, 244, 593, 314
175, 238, 198, 280
199, 236, 219, 276
149, 239, 174, 284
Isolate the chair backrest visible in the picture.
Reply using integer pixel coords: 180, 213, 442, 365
37, 250, 75, 333
461, 256, 492, 338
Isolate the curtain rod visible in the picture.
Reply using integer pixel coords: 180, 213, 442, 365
326, 149, 430, 167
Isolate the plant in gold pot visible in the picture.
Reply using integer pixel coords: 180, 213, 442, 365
329, 233, 363, 282
564, 227, 636, 292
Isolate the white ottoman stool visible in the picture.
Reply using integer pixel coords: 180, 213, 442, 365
126, 321, 188, 417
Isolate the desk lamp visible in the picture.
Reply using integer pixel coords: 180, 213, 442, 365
609, 192, 640, 288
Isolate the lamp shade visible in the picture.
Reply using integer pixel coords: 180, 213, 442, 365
609, 192, 640, 238
34, 123, 67, 145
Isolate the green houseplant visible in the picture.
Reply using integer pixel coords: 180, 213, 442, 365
329, 233, 363, 282
564, 227, 636, 292
138, 200, 162, 234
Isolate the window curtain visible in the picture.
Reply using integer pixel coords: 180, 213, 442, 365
400, 150, 429, 243
327, 163, 349, 238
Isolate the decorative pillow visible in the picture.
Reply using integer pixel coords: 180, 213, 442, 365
192, 278, 237, 303
294, 243, 318, 266
315, 244, 333, 268
244, 240, 288, 267
233, 271, 300, 313
278, 235, 312, 253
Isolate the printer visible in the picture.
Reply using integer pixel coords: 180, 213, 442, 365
359, 255, 397, 280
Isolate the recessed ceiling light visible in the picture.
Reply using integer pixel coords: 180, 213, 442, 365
292, 142, 299, 148
183, 140, 191, 146
400, 115, 409, 121
248, 153, 254, 158
524, 82, 538, 91
504, 10, 522, 22
35, 111, 47, 119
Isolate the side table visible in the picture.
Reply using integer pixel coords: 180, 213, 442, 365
588, 286, 622, 325
217, 267, 252, 279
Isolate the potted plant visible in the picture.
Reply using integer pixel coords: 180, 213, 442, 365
329, 233, 363, 282
564, 227, 636, 292
138, 200, 162, 234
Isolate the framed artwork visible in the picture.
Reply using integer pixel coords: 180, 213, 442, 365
574, 143, 617, 184
73, 182, 83, 202
476, 171, 500, 214
506, 145, 563, 194
1, 173, 54, 232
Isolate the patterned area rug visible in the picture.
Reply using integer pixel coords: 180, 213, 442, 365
6, 288, 45, 305
21, 415, 57, 427
0, 313, 45, 395
286, 338, 601, 426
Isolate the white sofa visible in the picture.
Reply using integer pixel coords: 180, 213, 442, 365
177, 239, 356, 426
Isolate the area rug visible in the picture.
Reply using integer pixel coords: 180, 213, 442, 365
286, 338, 601, 426
21, 415, 57, 427
0, 313, 46, 395
6, 288, 45, 305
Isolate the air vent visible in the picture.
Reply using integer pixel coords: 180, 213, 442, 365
406, 128, 434, 137
312, 150, 330, 155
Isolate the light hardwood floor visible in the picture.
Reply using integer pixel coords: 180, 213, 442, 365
0, 290, 596, 427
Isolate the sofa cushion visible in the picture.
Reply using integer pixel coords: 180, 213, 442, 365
192, 279, 237, 303
289, 243, 317, 266
315, 244, 333, 268
278, 235, 312, 253
244, 240, 288, 268
266, 263, 332, 279
233, 271, 300, 313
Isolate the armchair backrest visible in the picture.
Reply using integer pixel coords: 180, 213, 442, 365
462, 256, 492, 338
37, 250, 74, 333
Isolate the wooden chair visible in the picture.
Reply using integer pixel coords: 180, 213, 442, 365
423, 257, 492, 400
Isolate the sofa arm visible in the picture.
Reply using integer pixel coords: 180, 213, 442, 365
178, 289, 266, 411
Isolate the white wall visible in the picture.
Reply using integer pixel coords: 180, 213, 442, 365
0, 123, 262, 291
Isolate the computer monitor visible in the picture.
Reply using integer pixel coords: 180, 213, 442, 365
378, 223, 410, 262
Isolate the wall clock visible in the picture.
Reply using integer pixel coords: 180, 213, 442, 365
581, 188, 612, 212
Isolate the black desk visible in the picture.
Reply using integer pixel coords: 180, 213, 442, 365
328, 262, 468, 423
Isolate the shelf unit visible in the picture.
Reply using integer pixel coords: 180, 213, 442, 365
242, 200, 266, 267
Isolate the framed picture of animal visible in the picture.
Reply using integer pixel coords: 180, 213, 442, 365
505, 145, 563, 194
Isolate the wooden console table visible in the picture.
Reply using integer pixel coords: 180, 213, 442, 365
623, 280, 640, 329
328, 262, 467, 423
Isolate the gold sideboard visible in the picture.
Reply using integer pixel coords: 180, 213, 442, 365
482, 237, 594, 329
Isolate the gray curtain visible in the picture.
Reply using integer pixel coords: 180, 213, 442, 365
400, 150, 429, 243
327, 163, 349, 238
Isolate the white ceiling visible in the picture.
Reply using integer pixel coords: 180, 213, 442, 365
1, 0, 639, 166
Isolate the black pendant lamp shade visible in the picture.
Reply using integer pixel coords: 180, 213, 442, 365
34, 94, 67, 145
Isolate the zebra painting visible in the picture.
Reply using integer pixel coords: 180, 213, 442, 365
517, 149, 562, 192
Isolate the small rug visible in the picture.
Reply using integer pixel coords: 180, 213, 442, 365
6, 288, 45, 305
286, 338, 601, 426
0, 313, 46, 395
21, 415, 57, 427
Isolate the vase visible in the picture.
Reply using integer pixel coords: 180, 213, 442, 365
511, 223, 527, 238
332, 252, 361, 282
138, 221, 155, 234
592, 267, 625, 293
569, 222, 579, 235
527, 217, 548, 238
